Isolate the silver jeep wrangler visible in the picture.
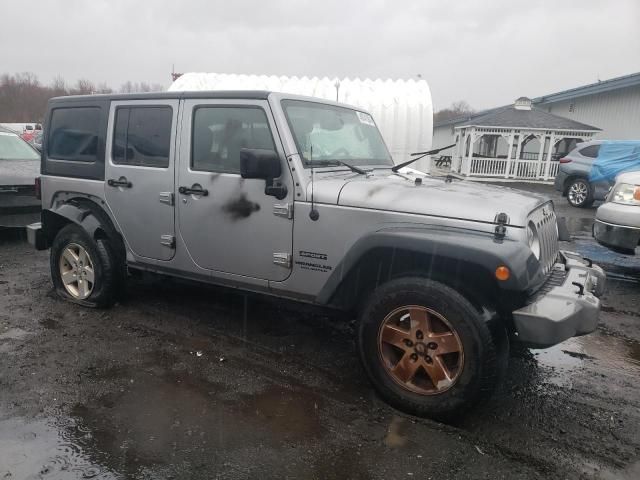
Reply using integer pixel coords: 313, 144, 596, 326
28, 91, 605, 418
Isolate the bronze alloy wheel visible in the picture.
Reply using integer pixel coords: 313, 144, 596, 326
377, 305, 464, 395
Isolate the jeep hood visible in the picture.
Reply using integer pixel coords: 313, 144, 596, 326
311, 171, 548, 227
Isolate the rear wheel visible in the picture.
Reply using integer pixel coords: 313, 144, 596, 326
50, 224, 119, 308
567, 178, 594, 208
358, 277, 501, 420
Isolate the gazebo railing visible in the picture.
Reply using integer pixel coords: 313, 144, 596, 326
467, 157, 560, 180
469, 157, 509, 177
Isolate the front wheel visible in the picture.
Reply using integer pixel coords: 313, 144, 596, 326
358, 277, 501, 420
567, 178, 594, 208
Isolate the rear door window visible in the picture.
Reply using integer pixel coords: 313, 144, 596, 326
579, 145, 600, 158
112, 106, 173, 168
48, 107, 101, 162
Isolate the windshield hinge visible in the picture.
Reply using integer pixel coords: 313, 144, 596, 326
273, 203, 293, 219
160, 234, 175, 248
273, 252, 292, 268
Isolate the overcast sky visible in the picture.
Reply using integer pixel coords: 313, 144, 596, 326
2, 0, 639, 110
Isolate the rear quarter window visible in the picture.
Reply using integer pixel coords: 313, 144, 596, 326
579, 145, 600, 158
48, 107, 101, 162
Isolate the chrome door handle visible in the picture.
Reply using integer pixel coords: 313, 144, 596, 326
107, 178, 132, 188
178, 186, 209, 196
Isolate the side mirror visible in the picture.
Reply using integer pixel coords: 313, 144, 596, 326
240, 148, 287, 200
240, 148, 281, 180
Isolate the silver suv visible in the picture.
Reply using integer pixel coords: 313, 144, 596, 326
554, 140, 610, 208
28, 91, 605, 418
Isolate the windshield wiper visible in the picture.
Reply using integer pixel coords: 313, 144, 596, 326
391, 143, 456, 172
309, 160, 367, 175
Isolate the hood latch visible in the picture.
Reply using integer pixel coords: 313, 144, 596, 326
494, 212, 509, 240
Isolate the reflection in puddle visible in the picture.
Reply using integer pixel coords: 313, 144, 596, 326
533, 330, 640, 386
0, 416, 117, 479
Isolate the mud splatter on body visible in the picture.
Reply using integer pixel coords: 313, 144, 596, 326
222, 193, 260, 220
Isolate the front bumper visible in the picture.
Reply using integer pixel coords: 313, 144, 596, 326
593, 219, 640, 254
0, 211, 41, 228
512, 251, 605, 348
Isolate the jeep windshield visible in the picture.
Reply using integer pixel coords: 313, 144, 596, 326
281, 99, 393, 168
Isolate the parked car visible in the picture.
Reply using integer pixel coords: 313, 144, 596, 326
554, 140, 610, 208
0, 127, 41, 228
593, 170, 640, 254
28, 91, 605, 419
30, 131, 43, 152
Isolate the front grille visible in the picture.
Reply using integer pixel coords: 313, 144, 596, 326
528, 202, 559, 276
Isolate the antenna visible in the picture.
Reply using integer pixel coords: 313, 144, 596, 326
309, 145, 319, 221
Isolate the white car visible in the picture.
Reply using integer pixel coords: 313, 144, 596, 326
594, 170, 640, 254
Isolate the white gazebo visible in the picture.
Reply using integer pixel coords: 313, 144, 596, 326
451, 97, 600, 181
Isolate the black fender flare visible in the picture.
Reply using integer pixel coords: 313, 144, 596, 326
316, 226, 543, 307
42, 198, 122, 253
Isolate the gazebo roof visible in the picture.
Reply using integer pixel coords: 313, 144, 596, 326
456, 104, 600, 131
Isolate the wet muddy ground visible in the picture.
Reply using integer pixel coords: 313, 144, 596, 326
1, 184, 639, 479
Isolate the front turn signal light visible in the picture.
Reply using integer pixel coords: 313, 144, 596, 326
495, 266, 511, 281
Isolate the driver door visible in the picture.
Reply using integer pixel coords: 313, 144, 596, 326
177, 99, 294, 281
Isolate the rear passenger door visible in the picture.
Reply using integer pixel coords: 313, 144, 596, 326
104, 100, 179, 261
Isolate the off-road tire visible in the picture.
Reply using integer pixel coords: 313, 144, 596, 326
50, 224, 118, 308
358, 277, 501, 420
566, 178, 594, 208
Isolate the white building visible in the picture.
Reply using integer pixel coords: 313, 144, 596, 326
434, 71, 640, 154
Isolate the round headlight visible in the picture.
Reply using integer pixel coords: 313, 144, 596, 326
527, 221, 541, 259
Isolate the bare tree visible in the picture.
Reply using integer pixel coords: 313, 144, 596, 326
434, 100, 475, 124
71, 79, 95, 95
119, 80, 134, 93
0, 72, 163, 121
119, 81, 164, 94
50, 75, 67, 96
96, 82, 113, 94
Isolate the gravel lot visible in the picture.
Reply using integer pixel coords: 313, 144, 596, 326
1, 183, 639, 479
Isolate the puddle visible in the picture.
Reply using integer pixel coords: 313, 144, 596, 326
571, 239, 640, 281
62, 362, 327, 476
533, 330, 640, 386
1, 361, 328, 478
40, 318, 61, 330
0, 416, 117, 480
564, 216, 595, 236
384, 416, 408, 448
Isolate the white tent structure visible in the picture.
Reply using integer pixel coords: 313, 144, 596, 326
169, 73, 433, 172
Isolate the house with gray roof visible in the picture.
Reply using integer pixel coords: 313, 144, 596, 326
450, 97, 600, 180
435, 71, 640, 180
